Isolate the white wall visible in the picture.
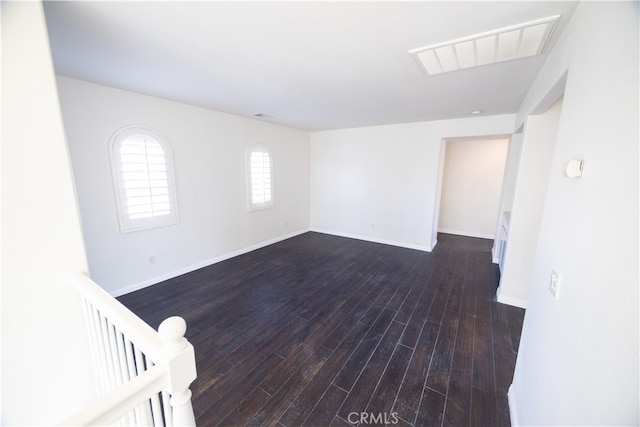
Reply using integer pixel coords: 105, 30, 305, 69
497, 132, 524, 216
57, 77, 310, 296
1, 2, 96, 424
497, 97, 563, 308
310, 115, 515, 251
510, 2, 638, 425
438, 138, 508, 239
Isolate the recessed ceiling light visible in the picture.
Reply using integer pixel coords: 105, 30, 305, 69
409, 15, 560, 76
471, 110, 483, 115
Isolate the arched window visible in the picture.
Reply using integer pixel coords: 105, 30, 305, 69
247, 143, 274, 211
110, 126, 179, 232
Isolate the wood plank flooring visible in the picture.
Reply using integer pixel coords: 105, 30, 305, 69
118, 232, 525, 426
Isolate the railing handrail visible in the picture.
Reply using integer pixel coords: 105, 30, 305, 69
71, 273, 163, 359
62, 273, 197, 426
60, 364, 167, 426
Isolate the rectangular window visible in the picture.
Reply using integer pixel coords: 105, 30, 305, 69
248, 144, 274, 211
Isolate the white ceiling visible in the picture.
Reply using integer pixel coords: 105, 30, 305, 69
43, 1, 578, 131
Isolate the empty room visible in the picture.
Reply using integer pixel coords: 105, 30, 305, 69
2, 1, 638, 426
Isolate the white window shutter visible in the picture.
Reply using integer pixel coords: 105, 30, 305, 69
247, 143, 274, 211
110, 127, 179, 232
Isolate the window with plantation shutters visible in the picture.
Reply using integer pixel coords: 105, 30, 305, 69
110, 126, 179, 233
247, 143, 274, 211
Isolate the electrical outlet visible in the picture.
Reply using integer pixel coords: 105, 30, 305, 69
549, 269, 561, 299
147, 255, 156, 265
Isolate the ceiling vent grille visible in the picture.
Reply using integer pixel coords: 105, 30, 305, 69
409, 15, 560, 76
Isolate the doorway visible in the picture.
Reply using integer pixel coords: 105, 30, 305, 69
438, 137, 510, 239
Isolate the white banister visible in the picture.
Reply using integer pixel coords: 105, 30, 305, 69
158, 317, 196, 426
60, 365, 167, 426
60, 273, 197, 426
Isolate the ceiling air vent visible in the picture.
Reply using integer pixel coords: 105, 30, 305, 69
409, 15, 560, 76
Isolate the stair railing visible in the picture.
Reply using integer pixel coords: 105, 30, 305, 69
59, 273, 197, 426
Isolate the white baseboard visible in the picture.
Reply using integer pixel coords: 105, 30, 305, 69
310, 228, 432, 252
508, 385, 519, 427
496, 287, 528, 309
438, 228, 495, 240
111, 228, 310, 297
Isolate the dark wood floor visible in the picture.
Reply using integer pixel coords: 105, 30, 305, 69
119, 232, 525, 427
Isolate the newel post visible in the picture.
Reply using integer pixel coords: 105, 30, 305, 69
158, 316, 197, 426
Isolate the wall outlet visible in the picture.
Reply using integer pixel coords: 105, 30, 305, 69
147, 255, 156, 265
549, 269, 561, 299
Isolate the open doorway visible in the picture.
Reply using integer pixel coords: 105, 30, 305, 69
438, 137, 510, 239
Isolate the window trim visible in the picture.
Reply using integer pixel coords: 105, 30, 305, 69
109, 125, 179, 233
246, 142, 274, 211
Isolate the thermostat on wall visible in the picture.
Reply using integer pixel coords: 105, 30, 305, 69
565, 160, 584, 178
